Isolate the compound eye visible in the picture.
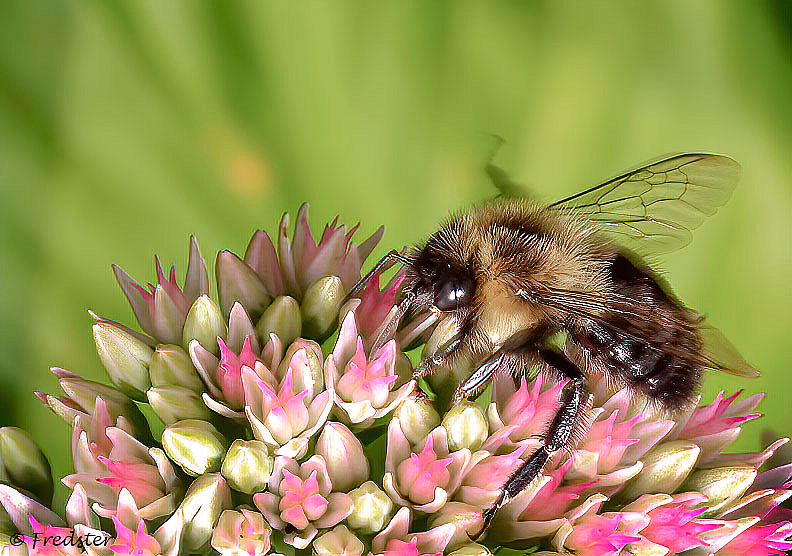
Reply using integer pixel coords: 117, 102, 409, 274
433, 277, 473, 311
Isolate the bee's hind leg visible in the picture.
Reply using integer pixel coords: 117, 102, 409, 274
469, 349, 589, 540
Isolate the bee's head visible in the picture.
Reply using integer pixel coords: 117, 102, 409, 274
404, 221, 477, 314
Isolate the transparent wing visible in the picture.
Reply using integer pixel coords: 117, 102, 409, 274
697, 324, 759, 378
547, 153, 742, 254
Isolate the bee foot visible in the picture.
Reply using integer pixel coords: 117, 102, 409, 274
412, 358, 437, 379
451, 388, 468, 406
410, 389, 428, 401
468, 503, 500, 542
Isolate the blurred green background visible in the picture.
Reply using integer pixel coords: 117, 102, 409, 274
1, 0, 791, 505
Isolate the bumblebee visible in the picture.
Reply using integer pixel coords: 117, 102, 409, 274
348, 153, 758, 537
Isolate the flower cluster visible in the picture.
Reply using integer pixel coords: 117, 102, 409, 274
1, 203, 791, 556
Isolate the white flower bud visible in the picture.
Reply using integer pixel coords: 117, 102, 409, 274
395, 396, 441, 445
313, 524, 365, 556
149, 344, 205, 392
162, 419, 228, 476
221, 440, 274, 494
622, 441, 700, 499
183, 295, 227, 354
93, 321, 152, 400
315, 423, 369, 492
681, 465, 758, 516
302, 276, 346, 342
346, 481, 394, 534
442, 401, 488, 452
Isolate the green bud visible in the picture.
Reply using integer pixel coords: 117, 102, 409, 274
177, 473, 233, 553
395, 396, 441, 445
256, 295, 301, 347
149, 345, 205, 392
55, 374, 130, 418
442, 401, 488, 452
448, 544, 491, 556
221, 439, 274, 494
0, 428, 53, 505
301, 276, 345, 342
316, 422, 369, 492
681, 465, 757, 516
183, 295, 227, 354
622, 441, 700, 499
147, 386, 213, 425
346, 481, 393, 534
216, 250, 271, 319
162, 419, 228, 476
314, 525, 365, 556
426, 358, 473, 413
93, 321, 153, 400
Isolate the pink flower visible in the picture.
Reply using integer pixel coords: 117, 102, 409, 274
189, 321, 324, 421
642, 502, 716, 551
62, 424, 181, 522
621, 493, 721, 552
719, 522, 792, 556
113, 236, 209, 345
244, 203, 383, 300
338, 270, 438, 352
24, 515, 98, 555
326, 312, 414, 428
371, 507, 456, 556
488, 460, 594, 543
242, 343, 332, 458
254, 455, 352, 549
485, 373, 566, 452
563, 514, 642, 556
108, 515, 162, 556
564, 390, 674, 493
216, 336, 264, 410
669, 389, 763, 463
211, 509, 273, 556
456, 445, 528, 507
345, 272, 405, 346
383, 421, 478, 514
36, 367, 148, 441
396, 436, 452, 506
379, 538, 442, 556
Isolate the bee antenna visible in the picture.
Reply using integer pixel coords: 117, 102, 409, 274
343, 249, 409, 305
